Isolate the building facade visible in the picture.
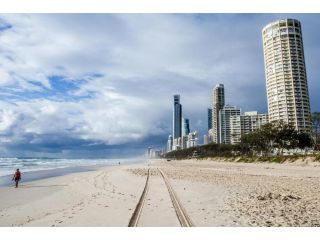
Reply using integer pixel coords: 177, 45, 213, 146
262, 19, 312, 133
173, 94, 182, 139
172, 137, 182, 151
212, 84, 225, 143
167, 135, 173, 152
230, 111, 269, 144
219, 105, 241, 144
207, 108, 212, 131
187, 131, 198, 148
182, 135, 188, 149
182, 118, 190, 136
203, 134, 209, 145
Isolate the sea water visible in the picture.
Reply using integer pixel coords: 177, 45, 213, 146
0, 157, 144, 186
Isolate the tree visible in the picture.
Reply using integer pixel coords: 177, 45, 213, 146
312, 112, 320, 150
258, 122, 277, 154
273, 121, 298, 154
241, 122, 275, 155
241, 121, 313, 155
296, 132, 313, 150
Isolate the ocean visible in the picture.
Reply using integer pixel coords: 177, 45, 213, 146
0, 157, 144, 186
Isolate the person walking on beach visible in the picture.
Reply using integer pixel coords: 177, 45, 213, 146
12, 169, 21, 188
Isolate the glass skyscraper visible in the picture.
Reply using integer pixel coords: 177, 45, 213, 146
208, 108, 212, 131
182, 118, 190, 136
173, 94, 182, 139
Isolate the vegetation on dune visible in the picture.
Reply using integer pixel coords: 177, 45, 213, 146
240, 121, 313, 156
165, 143, 246, 159
164, 121, 318, 162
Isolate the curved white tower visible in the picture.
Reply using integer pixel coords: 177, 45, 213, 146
262, 19, 311, 133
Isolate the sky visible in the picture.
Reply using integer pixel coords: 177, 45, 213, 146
0, 14, 319, 158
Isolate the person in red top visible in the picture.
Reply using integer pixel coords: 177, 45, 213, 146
12, 169, 21, 188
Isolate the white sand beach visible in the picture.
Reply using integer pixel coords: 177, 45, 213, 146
1, 159, 320, 227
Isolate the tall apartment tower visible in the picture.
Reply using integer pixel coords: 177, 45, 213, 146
230, 112, 269, 144
219, 105, 240, 144
262, 19, 312, 133
212, 84, 225, 143
173, 94, 182, 139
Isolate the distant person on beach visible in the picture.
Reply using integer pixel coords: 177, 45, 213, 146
118, 161, 121, 165
12, 169, 21, 188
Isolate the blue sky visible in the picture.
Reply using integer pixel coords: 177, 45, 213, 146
0, 14, 319, 158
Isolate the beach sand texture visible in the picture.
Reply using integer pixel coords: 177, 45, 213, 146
1, 159, 320, 227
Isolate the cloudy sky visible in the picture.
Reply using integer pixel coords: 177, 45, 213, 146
0, 14, 319, 158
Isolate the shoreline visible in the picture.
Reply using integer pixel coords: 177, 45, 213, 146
0, 158, 146, 187
0, 161, 148, 227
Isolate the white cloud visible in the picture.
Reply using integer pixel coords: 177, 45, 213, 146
0, 14, 319, 156
0, 108, 15, 132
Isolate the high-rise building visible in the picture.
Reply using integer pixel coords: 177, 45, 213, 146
208, 129, 214, 143
203, 134, 209, 145
173, 137, 182, 151
230, 111, 269, 144
147, 147, 152, 158
182, 118, 190, 136
187, 131, 198, 148
167, 135, 173, 152
207, 108, 212, 131
262, 19, 312, 133
219, 105, 240, 144
212, 84, 225, 143
182, 135, 188, 149
173, 94, 182, 139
